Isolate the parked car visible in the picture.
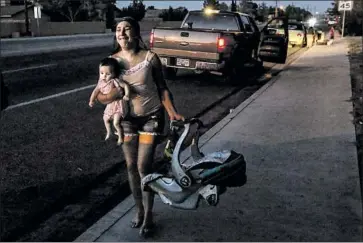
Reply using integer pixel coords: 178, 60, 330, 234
274, 21, 307, 47
149, 9, 289, 83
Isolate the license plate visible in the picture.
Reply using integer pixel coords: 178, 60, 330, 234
160, 57, 167, 65
176, 58, 190, 67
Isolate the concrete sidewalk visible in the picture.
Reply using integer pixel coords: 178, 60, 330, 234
76, 39, 362, 242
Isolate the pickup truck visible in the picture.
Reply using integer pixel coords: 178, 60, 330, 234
149, 10, 289, 83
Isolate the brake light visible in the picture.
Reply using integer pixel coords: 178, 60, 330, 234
149, 31, 154, 48
217, 37, 225, 50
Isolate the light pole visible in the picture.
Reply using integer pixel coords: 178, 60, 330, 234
275, 0, 278, 17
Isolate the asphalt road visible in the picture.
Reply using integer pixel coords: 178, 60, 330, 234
0, 43, 302, 192
0, 45, 249, 192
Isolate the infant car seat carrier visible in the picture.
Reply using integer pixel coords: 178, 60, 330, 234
142, 118, 247, 210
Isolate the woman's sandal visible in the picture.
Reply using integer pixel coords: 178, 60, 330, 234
139, 223, 155, 238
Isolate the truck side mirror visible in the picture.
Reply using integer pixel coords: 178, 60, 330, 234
187, 22, 193, 29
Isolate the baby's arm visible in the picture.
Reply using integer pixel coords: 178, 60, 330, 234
118, 80, 131, 101
89, 86, 101, 107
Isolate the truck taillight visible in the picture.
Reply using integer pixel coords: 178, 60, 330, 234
150, 31, 154, 48
217, 37, 225, 50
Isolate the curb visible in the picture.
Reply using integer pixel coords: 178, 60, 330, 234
195, 46, 313, 153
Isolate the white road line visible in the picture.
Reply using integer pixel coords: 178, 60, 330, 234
6, 84, 96, 110
4, 35, 151, 110
3, 64, 58, 74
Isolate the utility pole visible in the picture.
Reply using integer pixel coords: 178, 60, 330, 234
24, 0, 30, 35
342, 8, 346, 37
231, 0, 237, 12
275, 0, 278, 17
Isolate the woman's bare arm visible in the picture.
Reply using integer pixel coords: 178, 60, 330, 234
150, 53, 184, 121
96, 87, 124, 105
160, 89, 184, 120
89, 87, 100, 107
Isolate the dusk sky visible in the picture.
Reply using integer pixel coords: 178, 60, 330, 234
116, 1, 333, 14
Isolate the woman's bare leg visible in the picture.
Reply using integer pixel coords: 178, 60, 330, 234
122, 134, 144, 227
137, 133, 157, 236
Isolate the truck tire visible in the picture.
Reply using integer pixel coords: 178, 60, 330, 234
223, 64, 242, 85
163, 67, 178, 80
223, 53, 248, 85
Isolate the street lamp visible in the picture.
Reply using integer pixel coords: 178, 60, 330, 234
308, 17, 317, 27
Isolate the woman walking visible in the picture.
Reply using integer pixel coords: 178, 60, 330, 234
96, 17, 184, 237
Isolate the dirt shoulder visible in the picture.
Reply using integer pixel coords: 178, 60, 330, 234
347, 37, 363, 207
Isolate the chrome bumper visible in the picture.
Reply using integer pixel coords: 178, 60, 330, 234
160, 57, 226, 71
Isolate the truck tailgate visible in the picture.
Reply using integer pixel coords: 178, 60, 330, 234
152, 28, 222, 61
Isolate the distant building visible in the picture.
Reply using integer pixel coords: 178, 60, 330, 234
144, 9, 163, 21
0, 5, 50, 22
1, 0, 10, 7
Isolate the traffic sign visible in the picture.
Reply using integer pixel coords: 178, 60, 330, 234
338, 1, 353, 11
34, 4, 42, 19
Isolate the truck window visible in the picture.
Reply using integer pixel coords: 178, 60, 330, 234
240, 15, 253, 32
183, 12, 240, 31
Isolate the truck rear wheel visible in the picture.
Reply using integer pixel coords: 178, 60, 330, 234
223, 65, 241, 85
163, 67, 178, 80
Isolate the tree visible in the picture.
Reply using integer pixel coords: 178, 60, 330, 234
105, 1, 115, 29
147, 5, 155, 10
42, 0, 116, 22
284, 5, 312, 21
219, 2, 228, 11
240, 0, 258, 18
117, 0, 146, 21
158, 6, 188, 21
328, 0, 340, 16
230, 0, 237, 12
255, 2, 268, 22
44, 0, 90, 22
257, 2, 268, 19
129, 0, 146, 21
203, 0, 219, 10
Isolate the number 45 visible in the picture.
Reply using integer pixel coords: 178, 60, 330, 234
340, 1, 352, 10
